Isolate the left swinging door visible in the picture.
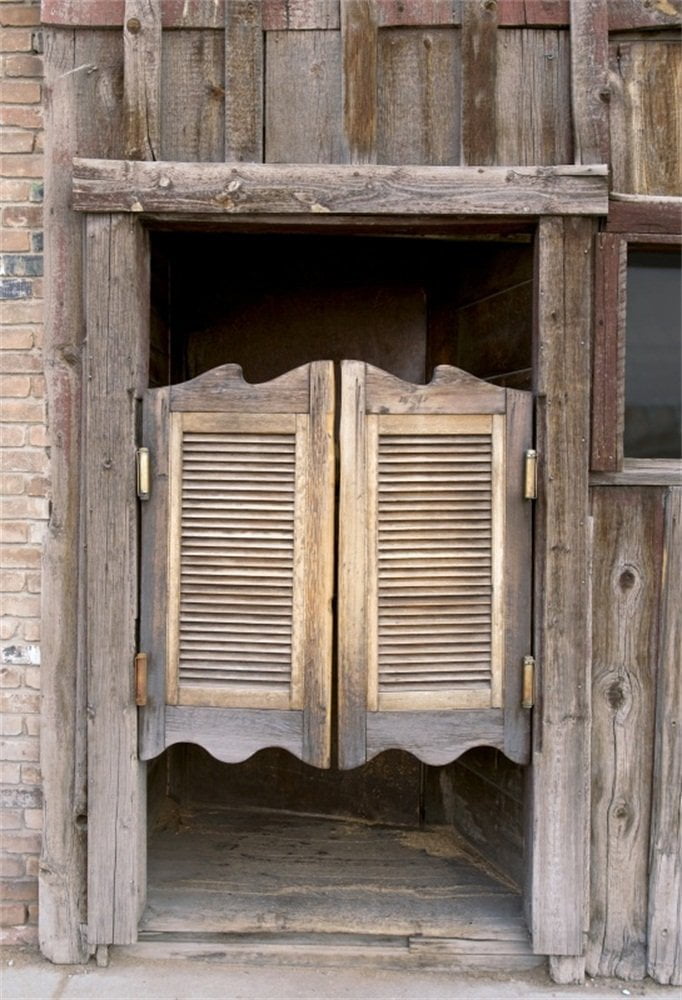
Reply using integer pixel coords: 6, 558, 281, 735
138, 362, 335, 769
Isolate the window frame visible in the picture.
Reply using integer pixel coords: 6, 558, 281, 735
591, 200, 682, 484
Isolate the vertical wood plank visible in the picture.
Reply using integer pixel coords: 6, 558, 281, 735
138, 389, 170, 760
591, 233, 626, 472
225, 0, 264, 162
85, 215, 149, 945
531, 216, 593, 957
609, 41, 682, 197
161, 30, 225, 161
495, 28, 572, 165
460, 0, 498, 165
302, 362, 335, 767
647, 487, 682, 987
342, 0, 378, 163
124, 0, 161, 159
265, 30, 347, 163
338, 361, 369, 769
40, 26, 127, 963
587, 488, 665, 980
376, 27, 460, 165
569, 0, 608, 165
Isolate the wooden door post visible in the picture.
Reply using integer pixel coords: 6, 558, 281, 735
84, 214, 149, 946
530, 216, 594, 976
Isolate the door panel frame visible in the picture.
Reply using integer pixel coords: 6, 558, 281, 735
52, 209, 593, 962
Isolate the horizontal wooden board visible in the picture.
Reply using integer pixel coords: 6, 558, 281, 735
367, 709, 507, 765
42, 0, 226, 27
72, 159, 609, 216
164, 705, 303, 762
606, 199, 682, 235
263, 0, 340, 30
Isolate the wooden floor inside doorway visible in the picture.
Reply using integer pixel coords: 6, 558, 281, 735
141, 805, 535, 965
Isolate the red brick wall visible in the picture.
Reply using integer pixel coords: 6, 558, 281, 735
0, 0, 45, 946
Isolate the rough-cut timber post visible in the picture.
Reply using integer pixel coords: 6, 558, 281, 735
40, 28, 89, 966
531, 217, 594, 981
647, 488, 682, 986
84, 215, 149, 946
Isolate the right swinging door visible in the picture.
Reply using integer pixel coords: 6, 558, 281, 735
338, 362, 534, 771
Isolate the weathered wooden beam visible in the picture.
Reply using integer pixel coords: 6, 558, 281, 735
608, 0, 681, 32
71, 159, 608, 215
85, 214, 149, 946
570, 0, 609, 166
590, 460, 682, 488
41, 0, 226, 28
123, 0, 161, 160
591, 232, 625, 472
606, 197, 682, 235
39, 28, 89, 967
225, 0, 264, 162
647, 487, 682, 987
587, 488, 665, 980
531, 216, 594, 960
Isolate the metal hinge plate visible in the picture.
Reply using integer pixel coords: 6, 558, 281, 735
136, 447, 150, 500
522, 655, 535, 709
134, 652, 148, 706
524, 449, 537, 500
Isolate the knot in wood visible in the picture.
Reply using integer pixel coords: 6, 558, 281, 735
607, 680, 626, 711
126, 17, 141, 34
619, 568, 636, 590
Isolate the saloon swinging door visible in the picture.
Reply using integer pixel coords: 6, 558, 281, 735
138, 360, 533, 770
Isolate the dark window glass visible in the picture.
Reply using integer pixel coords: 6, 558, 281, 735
624, 250, 681, 459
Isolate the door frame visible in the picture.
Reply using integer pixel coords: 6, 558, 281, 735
41, 195, 595, 965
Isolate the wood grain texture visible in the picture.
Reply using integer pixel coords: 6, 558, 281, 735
377, 27, 460, 166
139, 389, 170, 761
40, 26, 128, 964
590, 459, 682, 487
587, 488, 665, 980
591, 233, 626, 472
367, 710, 508, 764
266, 30, 347, 163
164, 706, 304, 762
169, 362, 310, 413
342, 0, 378, 163
531, 217, 593, 957
42, 0, 227, 27
71, 158, 609, 215
263, 0, 340, 29
607, 0, 681, 32
606, 199, 682, 235
495, 29, 572, 166
160, 30, 225, 162
609, 40, 682, 196
376, 0, 460, 25
570, 0, 609, 165
225, 0, 263, 162
123, 0, 161, 160
460, 0, 498, 165
85, 214, 149, 946
647, 487, 682, 986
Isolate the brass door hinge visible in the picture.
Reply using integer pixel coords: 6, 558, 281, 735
522, 655, 535, 709
134, 652, 148, 706
136, 447, 150, 500
524, 449, 537, 500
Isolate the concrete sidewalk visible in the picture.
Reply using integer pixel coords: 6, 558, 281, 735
1, 949, 677, 1000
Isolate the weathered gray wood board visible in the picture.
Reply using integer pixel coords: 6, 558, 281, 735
591, 233, 626, 472
225, 0, 264, 162
85, 214, 149, 945
71, 159, 609, 215
530, 217, 593, 960
123, 0, 161, 160
609, 40, 682, 196
569, 0, 608, 165
587, 488, 665, 980
160, 29, 225, 162
40, 26, 127, 964
647, 488, 682, 987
